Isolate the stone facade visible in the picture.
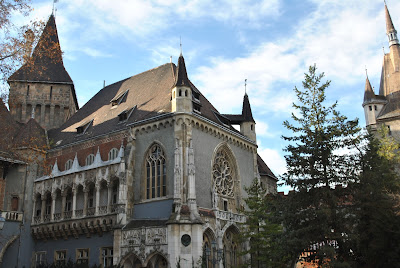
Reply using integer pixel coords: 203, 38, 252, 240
0, 13, 277, 268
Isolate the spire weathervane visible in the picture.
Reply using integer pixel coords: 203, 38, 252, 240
365, 66, 368, 77
245, 79, 247, 94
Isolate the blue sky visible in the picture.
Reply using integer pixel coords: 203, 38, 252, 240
18, 0, 400, 192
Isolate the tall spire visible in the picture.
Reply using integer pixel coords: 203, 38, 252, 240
173, 54, 191, 88
385, 2, 399, 47
8, 14, 72, 83
242, 93, 255, 123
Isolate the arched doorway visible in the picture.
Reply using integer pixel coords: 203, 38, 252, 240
146, 253, 167, 268
223, 225, 241, 268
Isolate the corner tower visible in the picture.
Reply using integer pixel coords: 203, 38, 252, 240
7, 14, 78, 130
171, 53, 193, 113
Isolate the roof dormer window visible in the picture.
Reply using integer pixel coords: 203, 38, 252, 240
118, 106, 136, 123
111, 89, 129, 106
76, 120, 93, 135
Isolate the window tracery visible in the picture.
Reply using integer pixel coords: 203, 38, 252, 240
145, 144, 167, 199
212, 149, 235, 197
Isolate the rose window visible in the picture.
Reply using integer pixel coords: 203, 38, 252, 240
213, 151, 234, 197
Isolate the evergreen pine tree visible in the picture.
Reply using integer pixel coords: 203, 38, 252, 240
352, 127, 400, 267
239, 179, 286, 268
281, 65, 361, 267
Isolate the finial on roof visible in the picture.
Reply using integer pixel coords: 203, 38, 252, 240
245, 79, 247, 95
52, 0, 58, 16
365, 66, 368, 77
180, 36, 182, 56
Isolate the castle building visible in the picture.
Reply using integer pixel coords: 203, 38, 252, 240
363, 2, 400, 140
0, 13, 277, 268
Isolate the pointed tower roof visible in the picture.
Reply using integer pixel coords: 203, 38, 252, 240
242, 93, 255, 122
363, 76, 376, 103
8, 14, 73, 84
173, 54, 191, 88
385, 3, 396, 34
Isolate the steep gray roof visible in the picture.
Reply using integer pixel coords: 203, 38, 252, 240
48, 63, 236, 148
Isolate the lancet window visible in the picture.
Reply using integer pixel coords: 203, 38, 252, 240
145, 143, 167, 199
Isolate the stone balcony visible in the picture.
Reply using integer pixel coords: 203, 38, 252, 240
31, 209, 122, 240
1, 211, 23, 222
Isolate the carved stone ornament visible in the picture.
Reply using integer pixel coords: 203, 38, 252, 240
213, 150, 234, 197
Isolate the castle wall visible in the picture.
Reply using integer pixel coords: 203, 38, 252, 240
132, 125, 175, 204
8, 81, 76, 130
191, 127, 256, 210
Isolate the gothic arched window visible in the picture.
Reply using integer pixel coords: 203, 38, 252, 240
145, 144, 167, 199
212, 148, 235, 197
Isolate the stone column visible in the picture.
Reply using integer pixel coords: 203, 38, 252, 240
50, 105, 55, 128
40, 103, 45, 125
51, 192, 56, 221
40, 195, 46, 223
83, 189, 88, 217
61, 192, 66, 220
72, 187, 77, 218
95, 183, 100, 215
107, 183, 112, 214
32, 196, 36, 223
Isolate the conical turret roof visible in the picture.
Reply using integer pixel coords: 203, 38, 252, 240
242, 93, 255, 122
364, 76, 375, 103
8, 14, 73, 83
173, 54, 191, 88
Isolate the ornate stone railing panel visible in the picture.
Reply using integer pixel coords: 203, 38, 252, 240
75, 209, 83, 218
87, 207, 95, 216
98, 206, 108, 215
64, 211, 72, 219
215, 210, 246, 223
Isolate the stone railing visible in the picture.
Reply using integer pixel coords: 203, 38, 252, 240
32, 204, 125, 225
1, 211, 23, 222
33, 216, 41, 224
215, 210, 246, 223
98, 206, 108, 215
87, 207, 95, 216
44, 214, 51, 222
75, 209, 83, 218
54, 213, 62, 221
64, 211, 72, 219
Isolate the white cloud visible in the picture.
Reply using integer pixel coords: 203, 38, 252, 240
258, 147, 286, 177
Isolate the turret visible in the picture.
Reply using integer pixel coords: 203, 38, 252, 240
7, 14, 78, 130
171, 54, 192, 113
362, 76, 386, 127
239, 93, 256, 142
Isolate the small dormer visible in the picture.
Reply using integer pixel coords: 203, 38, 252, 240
111, 89, 129, 107
171, 54, 192, 113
